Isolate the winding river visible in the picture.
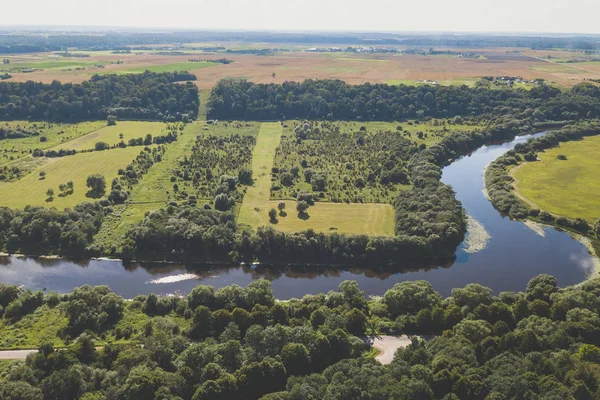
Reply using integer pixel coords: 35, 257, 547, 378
0, 133, 596, 299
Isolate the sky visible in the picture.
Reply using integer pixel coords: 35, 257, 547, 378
2, 0, 600, 35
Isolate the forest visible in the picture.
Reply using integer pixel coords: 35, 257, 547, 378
206, 79, 600, 121
0, 72, 199, 122
2, 275, 600, 399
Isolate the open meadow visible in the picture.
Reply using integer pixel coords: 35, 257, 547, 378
0, 146, 147, 209
512, 135, 600, 222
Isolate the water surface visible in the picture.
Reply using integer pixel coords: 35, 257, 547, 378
0, 133, 595, 298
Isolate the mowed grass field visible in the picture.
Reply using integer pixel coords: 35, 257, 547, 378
0, 121, 105, 165
55, 121, 168, 151
0, 146, 145, 209
238, 123, 396, 236
512, 135, 600, 222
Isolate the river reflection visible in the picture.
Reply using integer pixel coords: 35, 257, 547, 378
0, 132, 596, 299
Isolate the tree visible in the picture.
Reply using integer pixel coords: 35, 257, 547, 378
296, 200, 309, 215
39, 171, 46, 180
280, 343, 311, 376
238, 167, 253, 185
86, 174, 106, 197
214, 193, 232, 211
46, 188, 54, 200
277, 202, 286, 215
107, 115, 117, 126
268, 208, 277, 223
94, 141, 109, 151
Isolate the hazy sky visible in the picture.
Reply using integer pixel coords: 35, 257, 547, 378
2, 0, 600, 34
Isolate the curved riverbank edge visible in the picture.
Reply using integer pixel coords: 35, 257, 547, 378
483, 124, 600, 282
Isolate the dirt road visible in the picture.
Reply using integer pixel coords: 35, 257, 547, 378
0, 349, 37, 360
371, 335, 414, 365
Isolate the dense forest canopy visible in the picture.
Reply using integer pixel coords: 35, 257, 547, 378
0, 72, 199, 122
207, 79, 600, 121
1, 275, 600, 399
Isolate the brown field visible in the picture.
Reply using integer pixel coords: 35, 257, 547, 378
4, 46, 600, 88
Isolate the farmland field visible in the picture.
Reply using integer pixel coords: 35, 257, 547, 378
512, 135, 600, 222
238, 122, 396, 236
0, 146, 147, 209
4, 47, 600, 89
100, 61, 216, 74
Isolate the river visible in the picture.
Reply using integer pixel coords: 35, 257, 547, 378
0, 133, 596, 298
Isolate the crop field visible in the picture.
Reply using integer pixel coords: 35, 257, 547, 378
54, 121, 171, 151
0, 146, 146, 209
237, 122, 396, 236
4, 47, 600, 88
0, 121, 105, 165
512, 135, 600, 222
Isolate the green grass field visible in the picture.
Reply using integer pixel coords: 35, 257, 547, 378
513, 135, 600, 222
93, 122, 205, 250
238, 123, 396, 236
0, 146, 146, 209
103, 61, 216, 74
0, 59, 102, 71
0, 305, 68, 349
54, 121, 169, 151
0, 121, 105, 165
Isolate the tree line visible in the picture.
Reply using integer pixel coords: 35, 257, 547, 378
2, 274, 600, 399
0, 72, 199, 122
206, 79, 600, 122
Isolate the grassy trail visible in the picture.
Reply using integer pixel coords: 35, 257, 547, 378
238, 122, 284, 228
238, 122, 395, 236
93, 122, 203, 250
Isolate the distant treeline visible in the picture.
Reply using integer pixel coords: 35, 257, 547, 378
0, 72, 199, 122
0, 31, 599, 53
189, 58, 233, 64
207, 79, 600, 121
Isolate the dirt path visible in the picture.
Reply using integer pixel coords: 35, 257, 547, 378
0, 349, 38, 360
371, 335, 414, 365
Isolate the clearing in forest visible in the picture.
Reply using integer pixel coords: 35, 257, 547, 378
238, 122, 396, 236
512, 135, 600, 222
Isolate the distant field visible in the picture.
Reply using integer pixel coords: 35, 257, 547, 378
5, 47, 600, 88
0, 146, 145, 209
55, 121, 169, 151
513, 135, 600, 222
386, 78, 479, 87
102, 61, 216, 74
238, 122, 396, 236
